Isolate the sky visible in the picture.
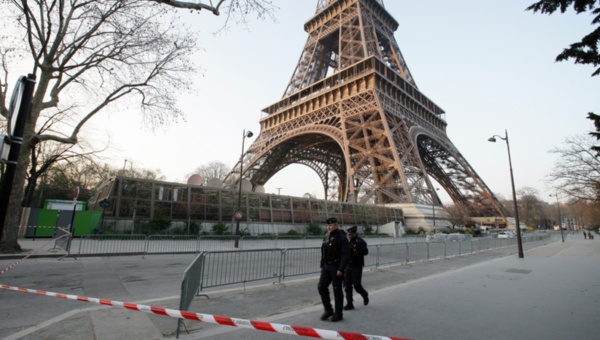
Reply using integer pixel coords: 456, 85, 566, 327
85, 0, 598, 205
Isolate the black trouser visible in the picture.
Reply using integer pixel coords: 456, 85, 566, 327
344, 264, 368, 304
318, 263, 344, 315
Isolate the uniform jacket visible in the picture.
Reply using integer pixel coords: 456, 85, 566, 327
348, 236, 368, 267
320, 228, 350, 272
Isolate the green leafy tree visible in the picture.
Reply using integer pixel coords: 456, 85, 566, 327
527, 0, 600, 76
527, 1, 600, 153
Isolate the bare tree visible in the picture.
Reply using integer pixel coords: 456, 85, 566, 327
443, 204, 474, 230
22, 140, 102, 207
191, 161, 230, 182
546, 134, 600, 202
0, 0, 197, 251
516, 186, 544, 227
22, 108, 109, 207
149, 0, 277, 27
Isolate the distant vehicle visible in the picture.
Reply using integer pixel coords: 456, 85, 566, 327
497, 232, 512, 239
426, 234, 448, 242
446, 233, 465, 242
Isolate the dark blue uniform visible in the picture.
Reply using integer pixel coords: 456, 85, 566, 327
318, 227, 349, 321
344, 233, 369, 309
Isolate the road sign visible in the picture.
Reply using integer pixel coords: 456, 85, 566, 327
100, 199, 110, 208
73, 187, 80, 201
234, 211, 243, 220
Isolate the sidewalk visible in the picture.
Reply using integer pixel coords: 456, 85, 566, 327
1, 235, 598, 339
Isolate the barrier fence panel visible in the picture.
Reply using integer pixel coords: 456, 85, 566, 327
460, 240, 473, 255
281, 247, 321, 279
375, 243, 408, 268
53, 229, 71, 254
198, 236, 238, 252
239, 236, 277, 250
479, 238, 490, 251
428, 242, 446, 260
176, 233, 555, 322
445, 241, 460, 257
275, 236, 306, 249
147, 235, 200, 254
199, 249, 283, 291
407, 242, 428, 262
177, 252, 204, 338
304, 236, 324, 248
77, 234, 148, 256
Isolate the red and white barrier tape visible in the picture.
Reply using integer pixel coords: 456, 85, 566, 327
0, 283, 410, 340
0, 230, 70, 276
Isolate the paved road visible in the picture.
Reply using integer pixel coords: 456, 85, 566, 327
0, 234, 598, 339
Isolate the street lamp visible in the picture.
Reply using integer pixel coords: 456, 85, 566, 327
488, 129, 524, 258
431, 187, 439, 233
235, 129, 253, 248
549, 193, 565, 242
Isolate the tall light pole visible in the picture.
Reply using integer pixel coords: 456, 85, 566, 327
488, 129, 524, 258
234, 129, 253, 248
549, 193, 565, 242
431, 187, 439, 233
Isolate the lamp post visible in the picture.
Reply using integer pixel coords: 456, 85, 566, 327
431, 187, 439, 233
488, 129, 524, 258
549, 193, 565, 242
234, 129, 253, 248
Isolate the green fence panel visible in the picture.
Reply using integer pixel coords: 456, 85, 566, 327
35, 210, 58, 237
73, 211, 102, 236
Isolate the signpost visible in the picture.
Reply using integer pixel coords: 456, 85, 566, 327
66, 187, 80, 253
0, 74, 36, 242
100, 199, 109, 233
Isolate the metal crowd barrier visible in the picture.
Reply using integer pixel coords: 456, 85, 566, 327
175, 232, 554, 337
177, 252, 204, 338
74, 233, 553, 258
184, 234, 553, 293
77, 234, 148, 256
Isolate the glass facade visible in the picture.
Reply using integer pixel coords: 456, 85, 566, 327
88, 176, 403, 227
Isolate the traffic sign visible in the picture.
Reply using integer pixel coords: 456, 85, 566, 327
234, 211, 243, 220
100, 199, 110, 208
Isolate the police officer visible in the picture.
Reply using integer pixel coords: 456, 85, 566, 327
318, 217, 350, 322
343, 226, 369, 310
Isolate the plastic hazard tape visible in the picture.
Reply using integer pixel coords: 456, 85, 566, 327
0, 284, 411, 340
0, 231, 70, 276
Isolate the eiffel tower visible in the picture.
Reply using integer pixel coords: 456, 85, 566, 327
228, 0, 507, 219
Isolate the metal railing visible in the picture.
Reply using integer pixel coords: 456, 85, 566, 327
186, 233, 553, 293
73, 233, 553, 258
174, 233, 554, 337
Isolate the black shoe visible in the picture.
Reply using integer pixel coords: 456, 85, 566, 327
320, 310, 333, 321
343, 303, 354, 310
331, 314, 343, 322
363, 296, 369, 306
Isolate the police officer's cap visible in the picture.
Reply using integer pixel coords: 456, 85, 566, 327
326, 217, 338, 224
347, 226, 358, 234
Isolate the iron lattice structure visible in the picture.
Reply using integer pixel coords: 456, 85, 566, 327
226, 0, 507, 218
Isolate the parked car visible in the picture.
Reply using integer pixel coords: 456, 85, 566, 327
446, 233, 465, 242
497, 232, 511, 239
426, 233, 448, 242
